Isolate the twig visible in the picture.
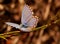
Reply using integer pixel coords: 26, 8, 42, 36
0, 31, 20, 36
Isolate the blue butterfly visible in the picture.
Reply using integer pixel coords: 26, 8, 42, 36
5, 4, 39, 32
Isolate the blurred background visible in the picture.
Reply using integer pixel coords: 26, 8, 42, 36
0, 0, 60, 44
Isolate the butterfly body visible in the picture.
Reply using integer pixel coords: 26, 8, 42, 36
22, 24, 28, 28
5, 22, 33, 32
5, 4, 38, 32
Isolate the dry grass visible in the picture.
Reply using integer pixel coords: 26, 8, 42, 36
0, 0, 60, 44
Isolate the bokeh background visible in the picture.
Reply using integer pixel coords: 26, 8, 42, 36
0, 0, 60, 44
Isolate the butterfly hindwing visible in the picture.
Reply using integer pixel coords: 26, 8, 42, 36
27, 16, 38, 27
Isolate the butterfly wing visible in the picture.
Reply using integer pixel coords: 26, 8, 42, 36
5, 22, 21, 29
20, 16, 38, 32
27, 16, 39, 27
21, 4, 33, 25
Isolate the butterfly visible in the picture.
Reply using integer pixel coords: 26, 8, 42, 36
5, 4, 39, 32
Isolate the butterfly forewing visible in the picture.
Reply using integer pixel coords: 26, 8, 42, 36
21, 4, 33, 25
